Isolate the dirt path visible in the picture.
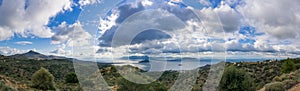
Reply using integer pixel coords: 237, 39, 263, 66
258, 87, 265, 91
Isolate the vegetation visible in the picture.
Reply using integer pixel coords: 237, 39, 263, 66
218, 65, 256, 91
0, 53, 300, 91
264, 68, 300, 90
31, 67, 56, 90
65, 72, 79, 83
282, 59, 296, 73
265, 82, 285, 91
0, 80, 15, 91
233, 60, 283, 89
116, 78, 168, 91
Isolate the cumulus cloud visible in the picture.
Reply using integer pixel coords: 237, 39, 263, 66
0, 0, 73, 41
0, 46, 26, 56
51, 21, 92, 47
98, 1, 201, 47
141, 0, 153, 6
225, 39, 254, 52
231, 0, 300, 56
199, 0, 211, 6
95, 0, 229, 56
14, 41, 33, 45
49, 21, 95, 58
91, 0, 300, 58
237, 0, 300, 39
200, 2, 240, 33
78, 0, 100, 6
50, 44, 71, 56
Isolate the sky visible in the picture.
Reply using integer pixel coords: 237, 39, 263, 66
0, 0, 299, 60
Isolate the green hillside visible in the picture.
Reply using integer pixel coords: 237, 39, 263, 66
0, 54, 300, 91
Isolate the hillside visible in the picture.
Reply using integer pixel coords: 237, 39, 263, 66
10, 50, 66, 60
0, 51, 300, 91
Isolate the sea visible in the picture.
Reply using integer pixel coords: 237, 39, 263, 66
94, 57, 284, 71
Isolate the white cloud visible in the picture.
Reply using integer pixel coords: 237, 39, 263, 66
199, 0, 211, 6
91, 0, 300, 59
98, 11, 118, 34
78, 0, 100, 6
49, 21, 96, 58
141, 0, 153, 6
96, 1, 227, 57
14, 41, 33, 45
51, 21, 92, 47
0, 0, 73, 41
225, 39, 254, 51
237, 0, 300, 39
234, 0, 300, 56
0, 46, 26, 56
170, 0, 182, 2
200, 2, 240, 33
50, 44, 71, 56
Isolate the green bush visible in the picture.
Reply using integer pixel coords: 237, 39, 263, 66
265, 82, 285, 91
272, 76, 282, 82
116, 78, 167, 91
65, 72, 79, 83
282, 79, 297, 89
282, 59, 296, 73
31, 67, 56, 90
280, 74, 291, 81
218, 65, 256, 91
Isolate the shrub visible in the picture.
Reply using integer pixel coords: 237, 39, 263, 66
265, 82, 285, 91
282, 79, 297, 89
116, 77, 167, 91
280, 74, 291, 81
65, 72, 79, 83
31, 67, 56, 90
282, 59, 296, 73
218, 66, 256, 91
273, 76, 282, 82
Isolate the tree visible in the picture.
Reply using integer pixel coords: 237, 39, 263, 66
218, 65, 256, 91
282, 59, 296, 73
31, 67, 56, 90
65, 72, 79, 83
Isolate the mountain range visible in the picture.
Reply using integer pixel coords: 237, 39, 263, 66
9, 50, 68, 60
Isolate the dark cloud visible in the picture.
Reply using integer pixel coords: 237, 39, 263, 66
162, 5, 199, 22
98, 1, 199, 47
131, 29, 171, 44
115, 3, 145, 23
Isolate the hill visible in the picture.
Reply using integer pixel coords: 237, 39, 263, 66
10, 50, 67, 60
0, 52, 300, 90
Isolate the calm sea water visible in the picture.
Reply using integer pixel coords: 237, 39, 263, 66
96, 57, 280, 71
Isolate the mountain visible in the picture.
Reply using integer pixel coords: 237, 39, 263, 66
10, 50, 66, 60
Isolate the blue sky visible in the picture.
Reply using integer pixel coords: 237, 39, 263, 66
0, 0, 299, 59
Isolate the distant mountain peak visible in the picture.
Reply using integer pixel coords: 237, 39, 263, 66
10, 50, 66, 60
26, 50, 40, 55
